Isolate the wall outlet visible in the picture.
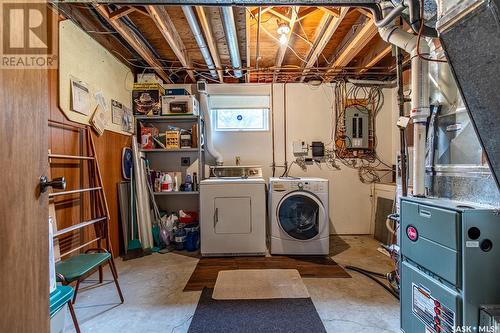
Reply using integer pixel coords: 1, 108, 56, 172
181, 157, 191, 166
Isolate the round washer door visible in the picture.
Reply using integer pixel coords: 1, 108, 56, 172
277, 191, 326, 240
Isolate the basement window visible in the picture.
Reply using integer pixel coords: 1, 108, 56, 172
213, 108, 269, 131
210, 95, 270, 132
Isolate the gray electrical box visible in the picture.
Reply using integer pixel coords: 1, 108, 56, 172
345, 105, 369, 149
400, 197, 500, 333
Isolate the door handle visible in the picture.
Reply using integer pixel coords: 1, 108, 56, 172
419, 209, 431, 218
214, 208, 219, 225
40, 176, 66, 193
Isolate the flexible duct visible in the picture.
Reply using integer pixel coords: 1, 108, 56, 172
182, 6, 218, 79
199, 91, 224, 165
378, 1, 430, 196
220, 7, 243, 78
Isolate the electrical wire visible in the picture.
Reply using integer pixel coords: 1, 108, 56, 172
345, 266, 400, 300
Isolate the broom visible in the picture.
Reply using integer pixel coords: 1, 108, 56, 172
123, 166, 145, 260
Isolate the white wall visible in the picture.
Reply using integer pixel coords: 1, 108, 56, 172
166, 82, 398, 234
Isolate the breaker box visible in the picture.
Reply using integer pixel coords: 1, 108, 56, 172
400, 197, 500, 333
345, 105, 369, 149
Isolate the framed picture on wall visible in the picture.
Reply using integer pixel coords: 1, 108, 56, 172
112, 99, 124, 125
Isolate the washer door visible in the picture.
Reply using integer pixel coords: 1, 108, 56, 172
277, 191, 326, 240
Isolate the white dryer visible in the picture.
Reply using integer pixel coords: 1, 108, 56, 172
200, 178, 266, 256
269, 177, 329, 255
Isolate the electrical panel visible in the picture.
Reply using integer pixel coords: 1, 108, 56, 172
345, 106, 369, 149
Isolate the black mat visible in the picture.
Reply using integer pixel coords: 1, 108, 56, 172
188, 288, 327, 333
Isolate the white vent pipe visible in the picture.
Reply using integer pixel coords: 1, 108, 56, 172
199, 91, 224, 165
378, 1, 430, 196
220, 7, 243, 78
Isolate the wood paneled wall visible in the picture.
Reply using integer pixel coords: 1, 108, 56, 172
48, 69, 130, 257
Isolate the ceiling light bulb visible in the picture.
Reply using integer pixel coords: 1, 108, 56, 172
279, 34, 288, 45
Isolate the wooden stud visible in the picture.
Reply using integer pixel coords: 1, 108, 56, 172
196, 6, 224, 82
147, 5, 195, 81
327, 16, 378, 72
274, 6, 299, 76
300, 7, 348, 82
92, 4, 171, 83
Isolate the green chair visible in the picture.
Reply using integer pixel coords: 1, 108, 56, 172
56, 248, 124, 304
50, 285, 80, 333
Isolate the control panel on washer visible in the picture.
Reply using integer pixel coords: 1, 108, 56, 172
271, 179, 327, 192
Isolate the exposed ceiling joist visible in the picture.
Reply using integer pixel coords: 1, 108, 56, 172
274, 6, 299, 76
355, 7, 373, 19
328, 16, 378, 71
296, 7, 319, 22
358, 38, 392, 73
251, 7, 272, 17
317, 7, 341, 17
109, 6, 135, 20
147, 5, 195, 81
300, 7, 348, 82
195, 6, 224, 82
92, 4, 172, 83
268, 8, 292, 23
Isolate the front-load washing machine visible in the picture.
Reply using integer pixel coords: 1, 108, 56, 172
269, 177, 329, 255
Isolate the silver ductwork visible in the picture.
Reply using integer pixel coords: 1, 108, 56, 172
220, 7, 243, 78
182, 6, 218, 79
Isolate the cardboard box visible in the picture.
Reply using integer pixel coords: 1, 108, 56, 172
132, 83, 165, 116
166, 130, 180, 149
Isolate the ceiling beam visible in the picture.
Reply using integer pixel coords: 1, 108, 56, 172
300, 7, 348, 82
274, 6, 299, 76
147, 5, 195, 81
357, 37, 392, 73
327, 16, 378, 72
251, 7, 272, 17
92, 4, 172, 83
195, 6, 224, 82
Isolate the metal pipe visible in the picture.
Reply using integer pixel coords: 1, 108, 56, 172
395, 43, 408, 197
375, 3, 406, 27
182, 6, 218, 79
220, 7, 243, 78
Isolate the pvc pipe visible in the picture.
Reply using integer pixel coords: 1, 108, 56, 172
220, 7, 243, 78
199, 92, 224, 165
182, 6, 218, 79
378, 3, 431, 196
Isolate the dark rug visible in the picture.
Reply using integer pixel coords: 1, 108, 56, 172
188, 288, 327, 333
184, 255, 350, 291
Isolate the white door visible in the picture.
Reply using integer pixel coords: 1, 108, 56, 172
214, 197, 251, 234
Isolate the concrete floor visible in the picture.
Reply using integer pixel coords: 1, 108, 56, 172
65, 235, 400, 332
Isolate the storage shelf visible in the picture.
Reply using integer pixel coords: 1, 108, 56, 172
153, 191, 199, 196
135, 115, 201, 122
140, 148, 202, 153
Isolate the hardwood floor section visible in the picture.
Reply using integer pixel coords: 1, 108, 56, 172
184, 256, 350, 291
